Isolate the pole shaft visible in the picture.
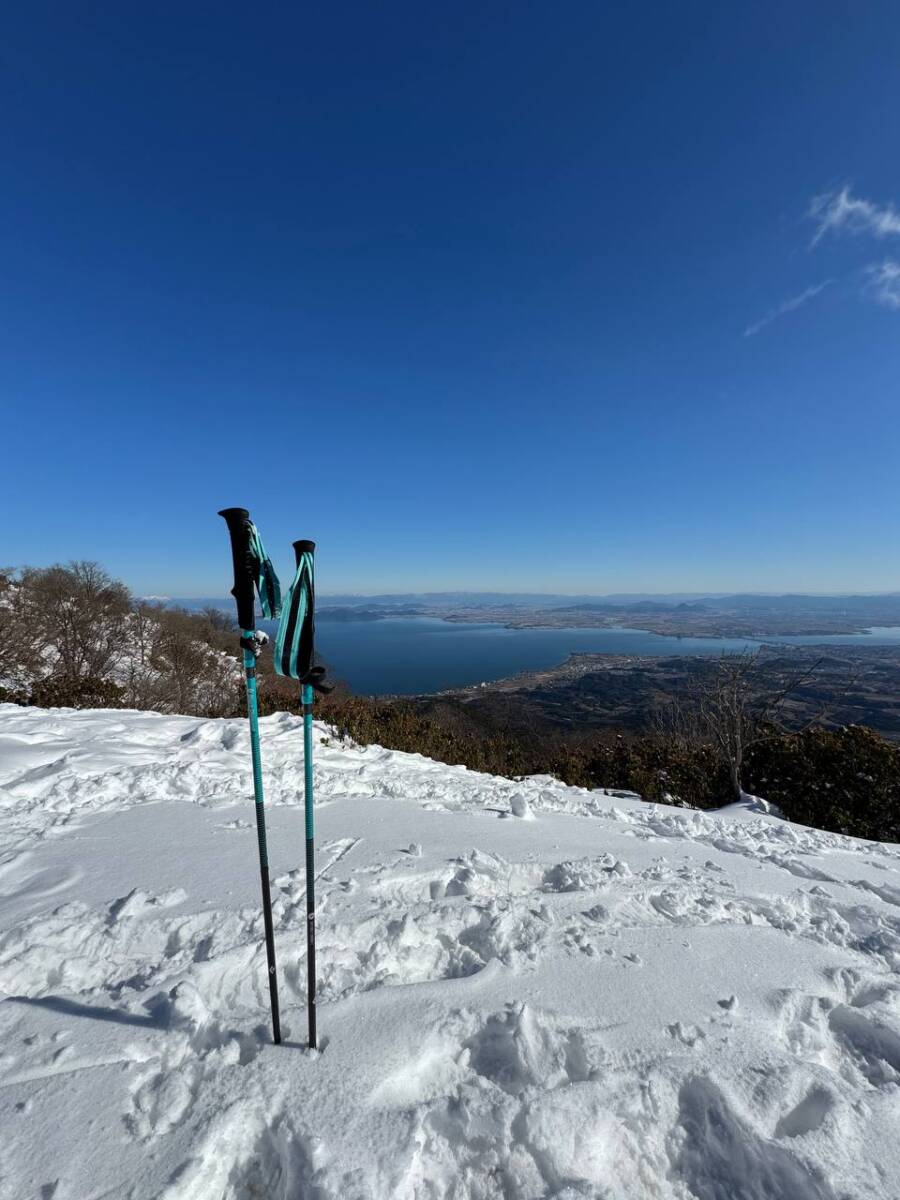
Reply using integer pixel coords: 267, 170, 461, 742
302, 681, 317, 1049
244, 637, 281, 1045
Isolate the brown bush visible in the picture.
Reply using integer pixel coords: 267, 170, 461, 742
26, 675, 125, 710
745, 725, 900, 841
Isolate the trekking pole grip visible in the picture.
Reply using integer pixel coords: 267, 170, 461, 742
218, 507, 257, 629
292, 539, 316, 564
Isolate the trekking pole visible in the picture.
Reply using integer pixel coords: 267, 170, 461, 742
218, 507, 282, 1045
301, 672, 317, 1050
274, 538, 329, 1049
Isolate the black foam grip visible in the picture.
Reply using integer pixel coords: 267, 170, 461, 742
218, 507, 256, 629
292, 539, 316, 565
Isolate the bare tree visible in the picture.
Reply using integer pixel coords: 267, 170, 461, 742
654, 651, 830, 801
18, 562, 131, 682
0, 569, 43, 689
200, 606, 237, 634
2, 562, 246, 716
153, 609, 241, 716
120, 602, 166, 709
650, 687, 705, 753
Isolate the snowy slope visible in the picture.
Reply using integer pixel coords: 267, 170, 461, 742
1, 703, 899, 1200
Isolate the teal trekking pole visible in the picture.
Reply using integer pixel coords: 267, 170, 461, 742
274, 538, 329, 1049
301, 675, 316, 1049
218, 507, 283, 1045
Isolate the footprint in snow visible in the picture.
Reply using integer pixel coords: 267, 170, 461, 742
674, 1077, 840, 1200
667, 1021, 706, 1047
775, 1086, 835, 1139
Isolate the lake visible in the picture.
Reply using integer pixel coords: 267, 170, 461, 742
259, 616, 900, 696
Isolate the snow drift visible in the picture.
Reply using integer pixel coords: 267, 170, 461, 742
1, 702, 899, 1198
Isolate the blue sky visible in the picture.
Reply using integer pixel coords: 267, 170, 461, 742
3, 3, 899, 596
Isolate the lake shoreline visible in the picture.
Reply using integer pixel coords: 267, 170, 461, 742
272, 614, 900, 697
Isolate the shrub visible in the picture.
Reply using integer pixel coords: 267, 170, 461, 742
572, 736, 731, 808
296, 694, 900, 843
27, 675, 125, 710
746, 725, 900, 842
307, 692, 534, 777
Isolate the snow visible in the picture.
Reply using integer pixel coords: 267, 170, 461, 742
1, 702, 899, 1199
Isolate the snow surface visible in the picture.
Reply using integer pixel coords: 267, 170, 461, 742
1, 702, 899, 1199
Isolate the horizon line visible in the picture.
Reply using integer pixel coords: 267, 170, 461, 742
154, 587, 900, 601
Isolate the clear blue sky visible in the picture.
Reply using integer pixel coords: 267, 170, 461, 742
3, 3, 899, 596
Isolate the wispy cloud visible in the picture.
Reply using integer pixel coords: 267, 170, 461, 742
864, 260, 900, 309
810, 186, 900, 247
743, 280, 832, 338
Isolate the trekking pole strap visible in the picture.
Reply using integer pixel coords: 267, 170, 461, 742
274, 538, 330, 690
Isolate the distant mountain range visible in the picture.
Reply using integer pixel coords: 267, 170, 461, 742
147, 590, 900, 641
158, 591, 900, 614
318, 592, 729, 607
149, 591, 727, 612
